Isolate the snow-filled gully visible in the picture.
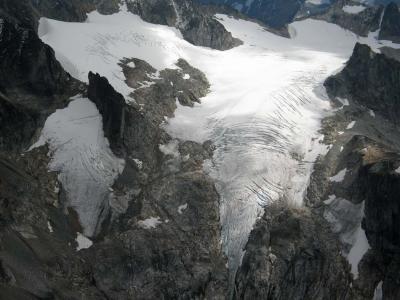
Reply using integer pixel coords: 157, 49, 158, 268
36, 6, 390, 278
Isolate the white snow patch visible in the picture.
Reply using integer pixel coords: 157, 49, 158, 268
346, 121, 356, 129
395, 166, 400, 174
29, 97, 125, 237
343, 5, 366, 14
159, 140, 180, 158
347, 222, 370, 278
369, 109, 375, 117
324, 194, 336, 205
338, 131, 345, 135
76, 232, 93, 251
138, 217, 162, 229
324, 199, 370, 278
178, 203, 188, 214
337, 97, 349, 107
329, 168, 347, 182
306, 0, 326, 4
127, 61, 136, 68
133, 158, 143, 170
373, 281, 383, 300
47, 221, 54, 233
183, 73, 190, 80
340, 146, 344, 152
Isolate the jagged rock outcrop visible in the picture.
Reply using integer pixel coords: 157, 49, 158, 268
325, 43, 400, 124
234, 202, 351, 300
126, 0, 242, 50
88, 72, 127, 155
379, 2, 400, 43
304, 42, 400, 299
313, 0, 383, 37
352, 153, 400, 300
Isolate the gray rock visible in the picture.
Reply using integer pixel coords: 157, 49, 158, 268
234, 202, 351, 300
125, 0, 242, 50
325, 43, 400, 124
379, 2, 400, 43
313, 0, 383, 37
195, 0, 306, 28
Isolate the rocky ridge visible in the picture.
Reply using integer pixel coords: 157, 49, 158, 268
312, 0, 383, 37
325, 42, 400, 124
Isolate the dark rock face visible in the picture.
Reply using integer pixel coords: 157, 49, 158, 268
313, 0, 383, 37
381, 46, 400, 61
379, 2, 400, 43
0, 0, 94, 32
325, 43, 400, 124
88, 72, 126, 155
234, 202, 351, 300
125, 58, 210, 122
359, 160, 400, 255
311, 42, 400, 299
0, 9, 81, 151
86, 63, 228, 299
196, 0, 306, 28
126, 0, 242, 50
352, 153, 400, 300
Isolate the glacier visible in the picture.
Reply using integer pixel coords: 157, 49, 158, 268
36, 6, 392, 277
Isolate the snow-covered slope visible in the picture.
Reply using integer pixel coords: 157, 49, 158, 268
30, 97, 124, 237
37, 6, 392, 275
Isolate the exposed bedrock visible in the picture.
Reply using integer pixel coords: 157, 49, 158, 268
325, 43, 400, 124
234, 201, 351, 300
125, 0, 242, 50
309, 41, 400, 298
312, 0, 383, 37
0, 9, 82, 151
379, 2, 400, 43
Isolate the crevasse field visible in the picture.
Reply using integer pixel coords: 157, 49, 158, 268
36, 4, 394, 276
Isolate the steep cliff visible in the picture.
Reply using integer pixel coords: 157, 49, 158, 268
325, 43, 400, 124
234, 202, 351, 300
0, 6, 81, 151
379, 2, 400, 43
